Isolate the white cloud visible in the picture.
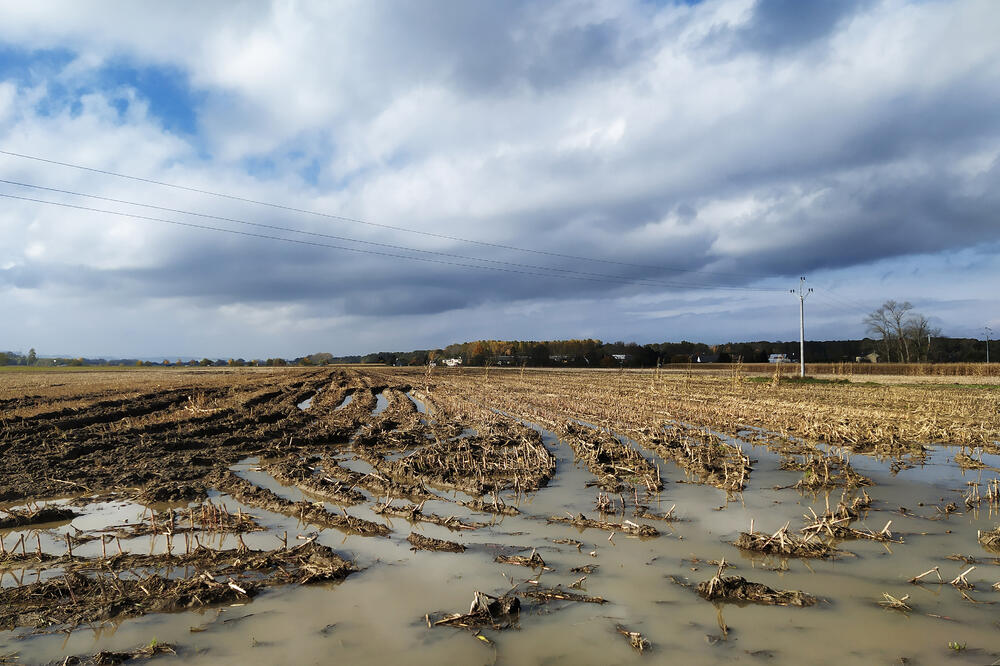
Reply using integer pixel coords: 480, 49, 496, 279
0, 0, 998, 356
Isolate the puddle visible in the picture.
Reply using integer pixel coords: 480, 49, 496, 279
334, 392, 355, 411
372, 391, 389, 416
4, 409, 1000, 665
406, 392, 429, 415
330, 453, 378, 478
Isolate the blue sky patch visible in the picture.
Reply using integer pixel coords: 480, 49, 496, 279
96, 59, 201, 135
0, 44, 75, 84
0, 43, 201, 135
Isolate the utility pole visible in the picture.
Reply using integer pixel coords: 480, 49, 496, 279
791, 277, 812, 378
987, 326, 992, 364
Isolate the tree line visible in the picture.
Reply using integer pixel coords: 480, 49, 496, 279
349, 335, 992, 367
0, 351, 298, 368
3, 338, 990, 368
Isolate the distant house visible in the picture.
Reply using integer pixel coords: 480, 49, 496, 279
695, 353, 720, 363
441, 358, 463, 367
494, 355, 515, 366
855, 352, 880, 363
549, 354, 576, 364
768, 353, 792, 364
611, 354, 631, 364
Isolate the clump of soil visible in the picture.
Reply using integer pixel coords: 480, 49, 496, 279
642, 425, 751, 492
734, 524, 842, 558
263, 456, 367, 505
372, 500, 486, 531
697, 563, 817, 607
780, 454, 872, 489
954, 451, 989, 470
431, 583, 606, 638
208, 470, 389, 537
385, 423, 555, 496
0, 506, 77, 529
0, 550, 60, 571
458, 496, 520, 516
559, 421, 661, 493
319, 455, 434, 502
616, 624, 651, 653
633, 502, 678, 522
92, 502, 264, 543
432, 590, 521, 630
0, 540, 355, 632
407, 533, 465, 553
521, 586, 606, 604
979, 526, 1000, 551
548, 513, 659, 538
798, 491, 900, 543
495, 548, 545, 568
877, 593, 912, 612
52, 641, 177, 665
801, 513, 898, 543
836, 489, 873, 518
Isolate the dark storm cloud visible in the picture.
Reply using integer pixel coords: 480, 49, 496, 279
340, 286, 472, 316
712, 162, 1000, 279
0, 262, 122, 291
118, 240, 640, 314
706, 77, 1000, 204
731, 0, 871, 54
835, 78, 1000, 167
12, 219, 734, 317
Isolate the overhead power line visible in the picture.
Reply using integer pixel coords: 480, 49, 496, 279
0, 148, 780, 282
811, 292, 867, 319
0, 178, 783, 293
0, 192, 790, 293
813, 285, 871, 312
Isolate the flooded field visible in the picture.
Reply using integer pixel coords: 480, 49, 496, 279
1, 366, 999, 665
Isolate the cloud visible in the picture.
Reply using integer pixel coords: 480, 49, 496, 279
729, 0, 872, 54
0, 0, 998, 357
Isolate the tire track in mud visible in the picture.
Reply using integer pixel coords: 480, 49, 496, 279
464, 373, 839, 497
1, 371, 349, 502
229, 385, 655, 548
397, 387, 664, 529
0, 368, 706, 644
0, 368, 743, 654
210, 468, 389, 537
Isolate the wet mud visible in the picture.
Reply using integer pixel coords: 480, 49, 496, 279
2, 366, 1000, 665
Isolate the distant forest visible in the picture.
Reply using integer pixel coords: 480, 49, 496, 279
2, 336, 992, 369
326, 336, 993, 367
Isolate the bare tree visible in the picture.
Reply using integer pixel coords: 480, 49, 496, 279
887, 301, 914, 362
864, 301, 934, 363
864, 308, 892, 361
903, 314, 940, 362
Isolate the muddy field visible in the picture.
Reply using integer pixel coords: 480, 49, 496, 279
1, 366, 1000, 664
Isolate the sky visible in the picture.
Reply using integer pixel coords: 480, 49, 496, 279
0, 0, 998, 359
